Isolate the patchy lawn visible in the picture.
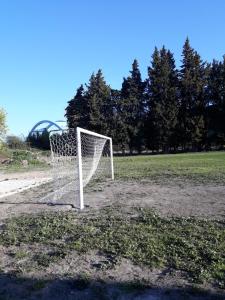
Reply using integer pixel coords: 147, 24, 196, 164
0, 207, 224, 290
115, 151, 225, 184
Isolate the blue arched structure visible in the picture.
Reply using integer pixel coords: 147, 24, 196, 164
28, 120, 67, 137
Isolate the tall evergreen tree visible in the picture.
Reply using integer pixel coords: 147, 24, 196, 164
120, 59, 145, 153
218, 56, 225, 143
147, 46, 179, 152
65, 85, 89, 129
207, 57, 225, 145
85, 70, 112, 135
110, 89, 128, 152
178, 38, 207, 150
64, 39, 225, 153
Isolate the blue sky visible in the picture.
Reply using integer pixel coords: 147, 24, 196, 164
0, 0, 225, 136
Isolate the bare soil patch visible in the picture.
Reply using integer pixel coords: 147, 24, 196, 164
86, 180, 225, 220
0, 170, 224, 220
0, 245, 224, 300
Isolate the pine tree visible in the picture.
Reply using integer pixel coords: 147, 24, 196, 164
220, 56, 225, 143
40, 129, 50, 150
120, 59, 145, 153
85, 70, 112, 135
178, 38, 207, 150
110, 89, 129, 153
146, 47, 179, 152
207, 57, 225, 146
65, 85, 89, 129
145, 48, 160, 151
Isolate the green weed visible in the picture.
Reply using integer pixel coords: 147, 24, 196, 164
0, 208, 224, 288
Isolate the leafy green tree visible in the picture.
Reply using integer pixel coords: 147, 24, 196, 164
120, 59, 145, 153
178, 38, 207, 150
0, 108, 7, 139
146, 47, 179, 152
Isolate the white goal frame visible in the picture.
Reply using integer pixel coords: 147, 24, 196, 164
44, 127, 114, 210
76, 127, 114, 209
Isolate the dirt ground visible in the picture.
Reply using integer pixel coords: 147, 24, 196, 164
0, 170, 225, 220
0, 170, 224, 299
0, 247, 224, 300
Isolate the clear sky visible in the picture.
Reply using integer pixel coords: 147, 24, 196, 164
0, 0, 225, 136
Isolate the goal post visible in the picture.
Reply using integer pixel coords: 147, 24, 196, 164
44, 127, 114, 209
76, 127, 114, 209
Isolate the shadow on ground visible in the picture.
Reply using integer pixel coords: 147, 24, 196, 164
0, 272, 224, 300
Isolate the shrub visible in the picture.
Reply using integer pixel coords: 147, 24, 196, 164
6, 135, 28, 149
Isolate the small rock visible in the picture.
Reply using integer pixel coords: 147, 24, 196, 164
21, 160, 28, 167
0, 223, 6, 230
1, 159, 13, 165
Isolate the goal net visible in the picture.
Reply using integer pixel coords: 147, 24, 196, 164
41, 127, 114, 209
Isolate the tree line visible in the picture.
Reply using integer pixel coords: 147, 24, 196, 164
66, 38, 225, 154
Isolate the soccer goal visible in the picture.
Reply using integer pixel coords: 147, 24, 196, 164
43, 127, 114, 209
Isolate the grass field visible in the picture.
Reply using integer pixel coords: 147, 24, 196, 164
115, 151, 225, 183
1, 149, 225, 183
0, 151, 224, 299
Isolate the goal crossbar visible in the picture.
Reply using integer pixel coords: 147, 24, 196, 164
76, 127, 113, 140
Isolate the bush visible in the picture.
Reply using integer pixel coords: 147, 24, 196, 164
7, 135, 28, 149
